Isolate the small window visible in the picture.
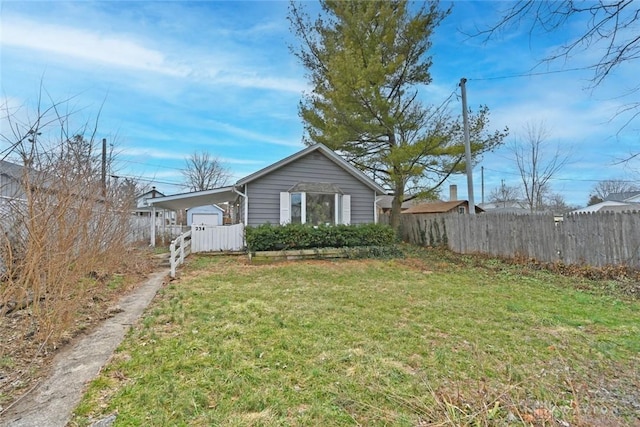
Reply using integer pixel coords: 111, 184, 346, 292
458, 206, 466, 214
291, 192, 302, 224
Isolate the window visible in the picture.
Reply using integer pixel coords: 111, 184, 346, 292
281, 186, 350, 225
458, 206, 466, 214
291, 192, 302, 224
306, 193, 336, 225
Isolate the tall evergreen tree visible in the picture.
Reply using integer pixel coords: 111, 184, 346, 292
289, 0, 507, 229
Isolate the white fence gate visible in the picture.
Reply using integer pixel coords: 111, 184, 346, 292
190, 223, 245, 252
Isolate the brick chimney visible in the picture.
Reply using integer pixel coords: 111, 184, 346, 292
449, 184, 457, 201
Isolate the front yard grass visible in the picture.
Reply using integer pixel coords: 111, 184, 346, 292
71, 248, 640, 426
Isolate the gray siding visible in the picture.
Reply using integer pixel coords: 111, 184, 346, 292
244, 151, 376, 226
0, 173, 24, 200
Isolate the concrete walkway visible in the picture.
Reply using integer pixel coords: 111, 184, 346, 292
0, 270, 168, 427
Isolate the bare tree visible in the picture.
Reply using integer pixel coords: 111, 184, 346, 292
476, 1, 639, 87
488, 181, 521, 207
589, 179, 639, 202
511, 122, 571, 212
182, 151, 231, 191
544, 192, 574, 214
474, 1, 640, 136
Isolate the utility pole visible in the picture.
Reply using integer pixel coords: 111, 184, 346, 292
481, 166, 484, 204
101, 138, 107, 197
460, 78, 475, 214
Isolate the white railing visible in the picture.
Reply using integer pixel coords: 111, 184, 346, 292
169, 230, 192, 278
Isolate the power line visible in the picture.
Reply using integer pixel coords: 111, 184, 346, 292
117, 157, 183, 170
468, 66, 593, 82
481, 166, 637, 183
110, 174, 184, 187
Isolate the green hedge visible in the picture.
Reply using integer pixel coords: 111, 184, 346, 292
245, 223, 396, 252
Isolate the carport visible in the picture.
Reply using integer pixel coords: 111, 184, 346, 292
146, 186, 247, 246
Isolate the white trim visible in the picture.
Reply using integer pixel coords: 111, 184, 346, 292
300, 193, 307, 224
374, 191, 379, 223
280, 191, 290, 224
150, 206, 156, 246
342, 195, 351, 225
244, 184, 249, 225
232, 185, 248, 225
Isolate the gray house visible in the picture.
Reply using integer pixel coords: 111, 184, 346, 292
148, 143, 387, 230
236, 143, 386, 226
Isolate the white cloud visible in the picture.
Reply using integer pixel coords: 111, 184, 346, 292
1, 14, 306, 95
1, 16, 191, 77
205, 120, 303, 148
121, 147, 184, 160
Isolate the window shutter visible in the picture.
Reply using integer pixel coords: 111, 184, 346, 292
280, 192, 290, 225
342, 194, 351, 225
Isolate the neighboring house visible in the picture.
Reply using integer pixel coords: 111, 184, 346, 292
187, 204, 225, 226
604, 191, 640, 203
570, 200, 640, 214
134, 187, 177, 225
402, 200, 484, 215
148, 143, 387, 227
134, 187, 165, 216
0, 159, 26, 201
478, 200, 529, 214
376, 195, 424, 214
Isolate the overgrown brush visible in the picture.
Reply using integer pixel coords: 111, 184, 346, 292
0, 95, 138, 348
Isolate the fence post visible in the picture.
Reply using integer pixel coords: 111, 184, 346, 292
179, 234, 185, 264
170, 240, 176, 278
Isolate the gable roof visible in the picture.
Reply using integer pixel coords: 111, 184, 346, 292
137, 188, 165, 199
237, 143, 386, 194
148, 144, 387, 212
403, 200, 484, 214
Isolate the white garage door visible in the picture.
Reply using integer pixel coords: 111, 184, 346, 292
192, 213, 220, 226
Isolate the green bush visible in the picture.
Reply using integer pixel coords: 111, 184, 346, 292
245, 223, 395, 252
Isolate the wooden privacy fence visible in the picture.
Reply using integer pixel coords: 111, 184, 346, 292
400, 211, 640, 268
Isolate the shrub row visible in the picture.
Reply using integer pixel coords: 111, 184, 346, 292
245, 223, 395, 252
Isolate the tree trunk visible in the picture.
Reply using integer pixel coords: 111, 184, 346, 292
390, 192, 404, 238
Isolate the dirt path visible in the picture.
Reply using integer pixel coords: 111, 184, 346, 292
0, 270, 168, 427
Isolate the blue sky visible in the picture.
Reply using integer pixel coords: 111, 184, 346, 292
1, 1, 638, 207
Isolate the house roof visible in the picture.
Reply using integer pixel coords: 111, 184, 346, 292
148, 186, 238, 211
376, 195, 424, 210
148, 144, 387, 212
0, 159, 23, 180
570, 200, 640, 214
604, 191, 640, 202
137, 189, 165, 200
237, 143, 387, 195
403, 200, 484, 214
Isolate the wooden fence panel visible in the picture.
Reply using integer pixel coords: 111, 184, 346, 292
400, 211, 640, 268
